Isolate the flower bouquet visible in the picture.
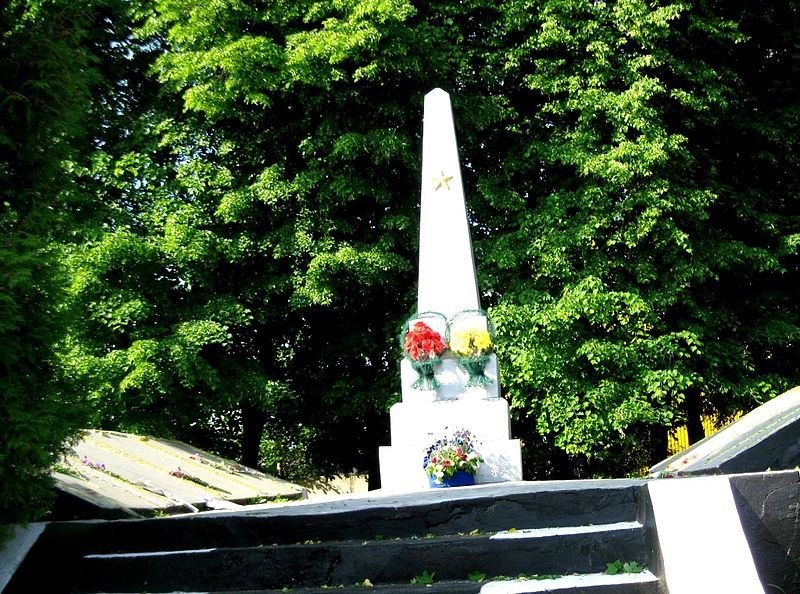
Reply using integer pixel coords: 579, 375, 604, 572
403, 319, 448, 390
449, 313, 494, 387
423, 428, 483, 487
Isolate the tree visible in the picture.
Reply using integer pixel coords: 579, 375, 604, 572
65, 0, 542, 481
486, 0, 800, 477
64, 0, 426, 478
61, 0, 800, 484
0, 0, 112, 525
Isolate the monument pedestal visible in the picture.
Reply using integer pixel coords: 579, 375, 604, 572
379, 436, 522, 492
380, 355, 522, 492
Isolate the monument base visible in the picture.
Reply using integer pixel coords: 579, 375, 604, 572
381, 360, 522, 492
389, 396, 512, 445
379, 439, 522, 492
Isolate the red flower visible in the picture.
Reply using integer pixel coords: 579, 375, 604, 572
404, 321, 447, 361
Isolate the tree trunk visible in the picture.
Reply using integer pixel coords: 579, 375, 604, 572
686, 390, 706, 445
649, 426, 669, 466
241, 403, 267, 470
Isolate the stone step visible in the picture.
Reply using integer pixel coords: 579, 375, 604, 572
22, 480, 643, 556
72, 521, 647, 592
77, 583, 483, 594
77, 571, 661, 594
6, 480, 647, 594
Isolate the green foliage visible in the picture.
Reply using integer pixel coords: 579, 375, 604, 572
484, 0, 800, 475
61, 0, 432, 475
11, 0, 795, 493
0, 0, 118, 524
468, 571, 487, 583
410, 570, 436, 585
605, 560, 644, 575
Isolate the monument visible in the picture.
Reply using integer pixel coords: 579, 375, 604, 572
378, 89, 522, 491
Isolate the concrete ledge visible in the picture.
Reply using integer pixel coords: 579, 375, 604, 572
0, 524, 45, 593
648, 475, 764, 593
490, 521, 641, 540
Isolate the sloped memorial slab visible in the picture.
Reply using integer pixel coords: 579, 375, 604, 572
53, 429, 305, 518
650, 386, 800, 477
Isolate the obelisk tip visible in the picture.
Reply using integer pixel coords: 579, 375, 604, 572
425, 87, 449, 100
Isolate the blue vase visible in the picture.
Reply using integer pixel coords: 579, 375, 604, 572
428, 470, 476, 488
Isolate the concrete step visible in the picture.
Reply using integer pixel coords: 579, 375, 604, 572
6, 480, 649, 594
77, 584, 483, 594
18, 479, 642, 556
72, 521, 647, 592
77, 571, 661, 594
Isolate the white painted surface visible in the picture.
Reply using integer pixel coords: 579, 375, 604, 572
417, 88, 480, 319
85, 548, 217, 559
655, 386, 800, 474
490, 521, 642, 540
382, 394, 520, 490
401, 355, 500, 402
389, 395, 510, 445
0, 523, 45, 593
648, 476, 764, 593
379, 439, 522, 491
479, 570, 659, 593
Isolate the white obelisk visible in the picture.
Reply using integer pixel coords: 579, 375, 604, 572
417, 88, 480, 319
378, 89, 522, 491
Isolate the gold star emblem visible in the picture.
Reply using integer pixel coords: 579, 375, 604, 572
432, 171, 453, 191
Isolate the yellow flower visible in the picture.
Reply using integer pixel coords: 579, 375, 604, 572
450, 326, 492, 357
474, 329, 492, 352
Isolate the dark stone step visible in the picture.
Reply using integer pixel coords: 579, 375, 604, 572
73, 523, 647, 593
6, 480, 646, 594
35, 479, 644, 556
75, 572, 662, 594
77, 583, 483, 594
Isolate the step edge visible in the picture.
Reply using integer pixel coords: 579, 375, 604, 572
490, 521, 642, 540
83, 520, 645, 560
84, 547, 217, 559
479, 570, 659, 593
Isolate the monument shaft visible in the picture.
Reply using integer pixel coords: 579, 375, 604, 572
418, 89, 480, 318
